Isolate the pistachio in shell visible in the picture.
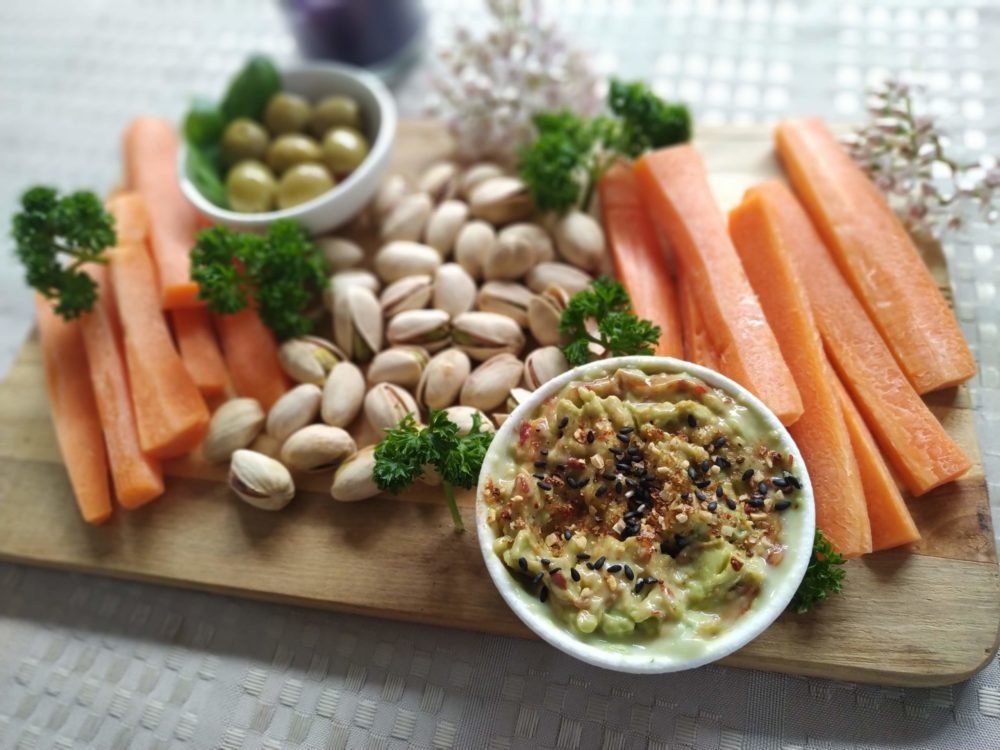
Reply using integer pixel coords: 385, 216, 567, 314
379, 274, 433, 317
229, 449, 295, 511
333, 285, 383, 362
325, 269, 381, 311
432, 263, 477, 318
553, 210, 607, 272
482, 226, 537, 281
380, 192, 433, 243
498, 223, 554, 264
451, 311, 525, 361
385, 308, 452, 352
265, 383, 322, 442
330, 446, 380, 502
453, 220, 495, 280
417, 160, 460, 202
459, 353, 524, 412
321, 361, 366, 427
424, 199, 469, 257
201, 398, 265, 463
468, 176, 533, 225
476, 281, 533, 327
318, 236, 364, 273
367, 346, 430, 388
364, 382, 420, 433
280, 424, 357, 473
527, 284, 571, 346
442, 405, 496, 435
459, 162, 504, 200
417, 347, 471, 410
373, 174, 410, 217
374, 241, 442, 283
278, 336, 345, 385
525, 262, 593, 295
523, 346, 570, 390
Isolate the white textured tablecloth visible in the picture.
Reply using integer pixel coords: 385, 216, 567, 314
1, 2, 998, 748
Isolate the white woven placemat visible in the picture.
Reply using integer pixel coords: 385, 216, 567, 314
0, 1, 998, 748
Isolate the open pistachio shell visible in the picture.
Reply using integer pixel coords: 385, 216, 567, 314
379, 274, 433, 318
333, 285, 383, 363
380, 192, 433, 243
476, 281, 533, 327
523, 346, 570, 390
364, 382, 420, 433
385, 308, 452, 352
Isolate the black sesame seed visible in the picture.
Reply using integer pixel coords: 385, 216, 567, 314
617, 432, 631, 444
619, 426, 634, 434
608, 446, 622, 456
615, 481, 623, 494
570, 567, 581, 582
538, 481, 553, 491
694, 479, 711, 489
775, 500, 791, 511
680, 491, 690, 501
576, 478, 589, 489
748, 496, 765, 509
707, 501, 718, 512
616, 462, 631, 472
758, 481, 769, 495
534, 460, 547, 468
602, 471, 617, 481
585, 562, 594, 570
606, 564, 623, 573
726, 498, 737, 510
548, 568, 561, 576
715, 485, 724, 498
539, 586, 549, 602
700, 459, 711, 473
532, 473, 546, 480
541, 558, 550, 567
565, 476, 578, 489
518, 557, 527, 571
587, 430, 595, 444
576, 552, 591, 560
713, 436, 728, 450
531, 571, 544, 584
687, 414, 697, 428
687, 466, 698, 480
558, 416, 569, 429
625, 477, 637, 488
595, 484, 608, 497
786, 474, 801, 489
742, 468, 755, 482
634, 580, 645, 595
593, 556, 606, 570
675, 534, 688, 549
772, 476, 788, 488
695, 490, 706, 502
623, 510, 639, 520
715, 456, 730, 469
563, 528, 572, 540
624, 564, 635, 580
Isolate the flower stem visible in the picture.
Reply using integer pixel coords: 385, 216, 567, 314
442, 482, 465, 532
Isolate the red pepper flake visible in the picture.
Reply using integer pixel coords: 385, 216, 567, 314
730, 556, 744, 571
518, 420, 532, 446
550, 570, 567, 589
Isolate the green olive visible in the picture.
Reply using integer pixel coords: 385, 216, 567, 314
226, 160, 276, 213
266, 134, 322, 175
309, 95, 361, 136
264, 92, 312, 135
221, 118, 270, 166
321, 127, 369, 176
276, 163, 335, 209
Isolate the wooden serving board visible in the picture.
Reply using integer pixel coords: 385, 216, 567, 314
0, 123, 997, 687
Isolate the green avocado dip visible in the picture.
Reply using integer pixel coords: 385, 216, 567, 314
482, 366, 802, 644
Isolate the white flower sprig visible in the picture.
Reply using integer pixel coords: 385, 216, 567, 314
845, 78, 1000, 237
430, 0, 600, 163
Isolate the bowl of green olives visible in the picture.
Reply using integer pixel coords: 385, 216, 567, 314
179, 61, 396, 234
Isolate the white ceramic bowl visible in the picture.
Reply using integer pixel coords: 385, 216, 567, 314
179, 61, 397, 234
476, 356, 815, 673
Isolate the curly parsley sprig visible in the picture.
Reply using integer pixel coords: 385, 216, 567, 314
790, 529, 846, 614
190, 219, 325, 341
559, 276, 661, 366
374, 410, 494, 532
12, 186, 116, 320
518, 79, 691, 213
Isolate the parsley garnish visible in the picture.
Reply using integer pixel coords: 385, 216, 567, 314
190, 219, 325, 341
373, 410, 494, 532
559, 276, 661, 366
518, 78, 691, 213
790, 529, 846, 613
12, 186, 116, 320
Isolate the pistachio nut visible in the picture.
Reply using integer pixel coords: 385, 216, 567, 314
325, 269, 381, 311
492, 412, 510, 427
379, 274, 433, 317
453, 220, 495, 280
482, 225, 537, 280
468, 176, 533, 225
321, 361, 366, 427
266, 383, 322, 442
459, 353, 524, 412
525, 262, 593, 295
451, 311, 526, 361
476, 281, 533, 327
279, 424, 357, 473
459, 162, 504, 199
364, 382, 420, 433
248, 432, 282, 459
278, 336, 345, 385
374, 241, 442, 283
498, 223, 554, 264
443, 405, 496, 435
229, 449, 295, 511
523, 346, 569, 390
527, 284, 571, 346
423, 199, 469, 257
318, 236, 364, 273
202, 398, 265, 463
373, 173, 410, 217
330, 446, 380, 502
333, 285, 383, 362
380, 192, 433, 243
553, 210, 606, 271
432, 263, 477, 317
367, 346, 430, 388
415, 160, 457, 201
506, 387, 532, 412
417, 347, 471, 410
385, 308, 452, 352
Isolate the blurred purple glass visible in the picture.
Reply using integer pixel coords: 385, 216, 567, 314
282, 0, 425, 70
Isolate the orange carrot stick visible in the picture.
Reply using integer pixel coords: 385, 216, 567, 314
634, 145, 803, 425
123, 116, 202, 310
214, 309, 289, 410
107, 193, 210, 458
832, 376, 920, 551
80, 265, 165, 508
775, 118, 975, 394
676, 266, 719, 370
729, 183, 871, 558
34, 295, 112, 524
757, 181, 971, 496
597, 162, 683, 357
172, 307, 229, 398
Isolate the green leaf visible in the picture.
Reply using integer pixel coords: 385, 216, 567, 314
559, 276, 661, 365
186, 143, 228, 208
373, 413, 432, 493
790, 529, 846, 613
184, 97, 225, 147
221, 54, 281, 123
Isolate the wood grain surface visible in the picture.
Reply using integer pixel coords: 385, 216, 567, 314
0, 123, 996, 687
